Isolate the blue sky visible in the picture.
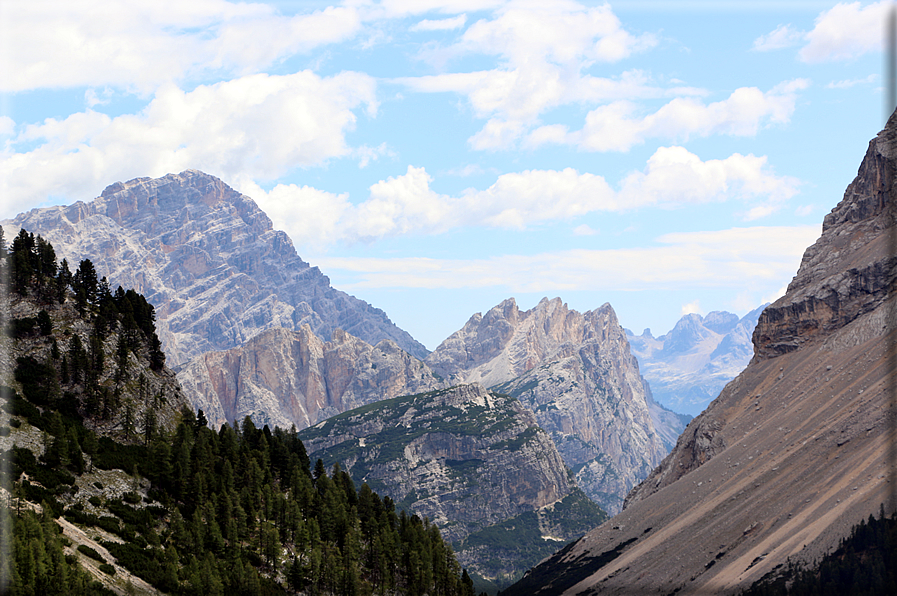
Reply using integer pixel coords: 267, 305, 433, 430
0, 0, 887, 349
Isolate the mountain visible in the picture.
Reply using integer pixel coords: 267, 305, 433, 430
426, 297, 677, 514
297, 383, 607, 587
2, 170, 427, 365
626, 306, 766, 416
177, 324, 442, 431
1, 233, 477, 596
502, 110, 897, 596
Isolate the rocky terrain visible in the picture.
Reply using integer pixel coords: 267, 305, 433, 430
177, 325, 442, 430
502, 108, 897, 596
426, 298, 676, 514
1, 170, 427, 365
297, 383, 607, 586
626, 306, 766, 416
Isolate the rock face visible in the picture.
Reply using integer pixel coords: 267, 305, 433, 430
426, 298, 673, 514
177, 325, 442, 431
298, 384, 607, 584
502, 113, 897, 596
626, 306, 765, 416
2, 170, 427, 365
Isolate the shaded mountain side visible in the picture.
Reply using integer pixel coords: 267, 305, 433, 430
176, 325, 442, 431
626, 305, 766, 417
298, 384, 608, 587
427, 298, 675, 515
2, 170, 427, 365
502, 108, 897, 596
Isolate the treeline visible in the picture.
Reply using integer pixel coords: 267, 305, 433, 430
740, 507, 897, 596
5, 226, 165, 429
2, 229, 479, 595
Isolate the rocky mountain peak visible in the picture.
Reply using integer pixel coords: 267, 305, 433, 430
3, 170, 428, 364
753, 113, 897, 359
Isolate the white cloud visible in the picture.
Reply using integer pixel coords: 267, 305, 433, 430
2, 0, 362, 93
250, 146, 800, 249
1, 71, 377, 216
680, 300, 701, 316
573, 224, 598, 236
752, 24, 805, 51
528, 79, 809, 152
800, 1, 891, 62
397, 3, 660, 149
827, 74, 879, 88
312, 225, 821, 293
411, 15, 467, 31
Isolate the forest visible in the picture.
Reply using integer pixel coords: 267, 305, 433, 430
1, 227, 480, 595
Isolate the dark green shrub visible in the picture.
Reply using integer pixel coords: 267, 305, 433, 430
9, 419, 21, 428
77, 544, 105, 563
99, 563, 115, 575
123, 491, 141, 504
89, 496, 102, 507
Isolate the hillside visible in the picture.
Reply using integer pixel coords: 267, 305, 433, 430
0, 231, 477, 596
502, 103, 897, 596
298, 383, 607, 589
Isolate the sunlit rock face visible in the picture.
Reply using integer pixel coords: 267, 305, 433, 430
177, 325, 442, 431
4, 170, 428, 365
426, 297, 674, 514
502, 112, 897, 596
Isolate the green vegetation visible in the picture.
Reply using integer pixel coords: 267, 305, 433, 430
2, 231, 480, 596
740, 507, 897, 596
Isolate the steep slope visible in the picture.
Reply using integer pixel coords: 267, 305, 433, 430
626, 306, 766, 416
502, 110, 897, 596
427, 298, 673, 514
298, 383, 607, 586
177, 325, 442, 430
2, 170, 427, 364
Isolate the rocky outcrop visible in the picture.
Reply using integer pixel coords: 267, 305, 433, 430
427, 298, 671, 514
626, 306, 765, 416
2, 170, 427, 364
177, 325, 442, 431
298, 384, 607, 584
502, 111, 897, 596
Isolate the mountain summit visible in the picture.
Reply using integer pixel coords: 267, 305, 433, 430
3, 170, 428, 364
503, 112, 897, 595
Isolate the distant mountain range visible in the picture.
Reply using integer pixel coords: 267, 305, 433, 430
626, 306, 766, 416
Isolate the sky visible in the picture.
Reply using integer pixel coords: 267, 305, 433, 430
0, 0, 888, 350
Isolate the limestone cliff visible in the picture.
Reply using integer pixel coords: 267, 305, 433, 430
298, 384, 607, 584
502, 111, 897, 596
177, 325, 442, 431
426, 298, 671, 514
2, 170, 427, 364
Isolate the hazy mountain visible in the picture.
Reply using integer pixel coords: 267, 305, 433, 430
298, 383, 607, 587
626, 305, 766, 416
1, 170, 428, 365
426, 297, 679, 514
503, 108, 897, 596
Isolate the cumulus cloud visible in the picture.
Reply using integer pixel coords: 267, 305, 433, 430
1, 71, 377, 216
247, 146, 800, 249
752, 1, 890, 63
527, 79, 809, 152
680, 300, 701, 316
396, 3, 661, 149
800, 1, 890, 62
827, 74, 878, 88
2, 0, 362, 92
312, 225, 821, 293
